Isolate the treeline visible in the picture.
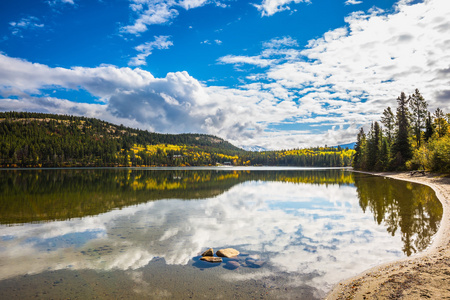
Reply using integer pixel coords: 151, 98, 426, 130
0, 111, 242, 167
241, 147, 354, 167
353, 89, 450, 172
0, 111, 354, 168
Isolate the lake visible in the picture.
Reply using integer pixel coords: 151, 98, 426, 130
0, 167, 442, 299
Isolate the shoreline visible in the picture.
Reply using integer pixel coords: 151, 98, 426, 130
326, 171, 450, 300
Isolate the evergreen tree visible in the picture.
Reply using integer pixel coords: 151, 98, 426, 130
353, 128, 367, 170
381, 107, 395, 144
392, 92, 412, 169
424, 112, 434, 142
378, 137, 390, 171
367, 122, 381, 171
434, 108, 448, 138
409, 89, 427, 147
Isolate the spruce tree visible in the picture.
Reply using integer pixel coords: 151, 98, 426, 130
353, 127, 366, 170
381, 107, 395, 144
393, 92, 412, 169
367, 122, 381, 171
424, 112, 434, 142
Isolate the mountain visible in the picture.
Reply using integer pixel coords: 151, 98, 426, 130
242, 145, 268, 152
332, 142, 356, 149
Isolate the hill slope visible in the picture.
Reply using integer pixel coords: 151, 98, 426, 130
0, 111, 242, 167
0, 111, 354, 168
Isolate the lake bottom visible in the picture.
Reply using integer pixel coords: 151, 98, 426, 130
0, 257, 319, 299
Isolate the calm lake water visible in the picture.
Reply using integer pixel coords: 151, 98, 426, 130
0, 167, 442, 299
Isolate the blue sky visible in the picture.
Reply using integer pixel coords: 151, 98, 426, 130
0, 0, 449, 150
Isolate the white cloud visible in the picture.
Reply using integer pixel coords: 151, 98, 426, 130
2, 0, 450, 150
255, 0, 310, 17
129, 36, 173, 66
47, 0, 75, 5
178, 0, 209, 10
219, 0, 450, 147
345, 0, 362, 5
9, 16, 44, 37
218, 55, 274, 68
201, 39, 223, 45
263, 36, 298, 48
217, 36, 299, 70
122, 0, 217, 35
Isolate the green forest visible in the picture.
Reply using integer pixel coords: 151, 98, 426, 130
0, 111, 354, 168
353, 89, 450, 173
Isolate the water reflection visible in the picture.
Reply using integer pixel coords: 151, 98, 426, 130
0, 168, 442, 299
0, 168, 353, 224
354, 173, 442, 256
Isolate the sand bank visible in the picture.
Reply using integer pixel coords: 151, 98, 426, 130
326, 171, 450, 300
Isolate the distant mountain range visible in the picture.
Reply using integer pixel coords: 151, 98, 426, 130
243, 142, 356, 152
333, 142, 356, 149
242, 145, 268, 152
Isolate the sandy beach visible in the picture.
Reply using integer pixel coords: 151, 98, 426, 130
326, 172, 450, 300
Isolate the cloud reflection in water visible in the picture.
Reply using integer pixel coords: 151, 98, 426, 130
0, 179, 411, 297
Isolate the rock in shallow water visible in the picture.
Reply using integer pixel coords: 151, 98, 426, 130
224, 260, 240, 270
201, 248, 214, 257
216, 248, 240, 258
245, 258, 265, 268
200, 256, 222, 263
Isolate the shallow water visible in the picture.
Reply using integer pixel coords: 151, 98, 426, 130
0, 168, 442, 299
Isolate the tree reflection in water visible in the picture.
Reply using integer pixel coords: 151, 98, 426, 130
354, 173, 442, 256
0, 168, 442, 256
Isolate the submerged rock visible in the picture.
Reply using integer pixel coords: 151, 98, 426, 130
200, 256, 222, 263
216, 248, 240, 258
201, 248, 214, 257
245, 258, 265, 268
224, 260, 240, 270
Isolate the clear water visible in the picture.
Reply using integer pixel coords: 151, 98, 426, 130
0, 168, 442, 299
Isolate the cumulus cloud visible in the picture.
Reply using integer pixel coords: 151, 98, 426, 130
129, 36, 173, 66
255, 0, 310, 17
2, 0, 450, 150
219, 0, 450, 147
0, 53, 269, 142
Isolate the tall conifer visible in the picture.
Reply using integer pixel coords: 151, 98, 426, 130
393, 92, 412, 168
409, 89, 427, 147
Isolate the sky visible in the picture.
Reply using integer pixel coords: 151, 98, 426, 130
0, 0, 449, 150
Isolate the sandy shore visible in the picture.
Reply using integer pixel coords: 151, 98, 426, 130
326, 171, 450, 300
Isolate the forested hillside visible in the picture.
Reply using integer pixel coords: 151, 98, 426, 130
0, 111, 354, 167
353, 89, 450, 173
